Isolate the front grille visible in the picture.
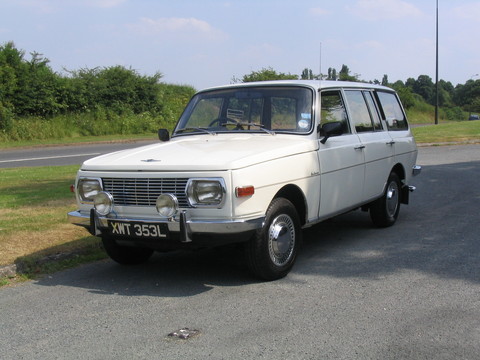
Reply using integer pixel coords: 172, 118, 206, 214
102, 178, 190, 207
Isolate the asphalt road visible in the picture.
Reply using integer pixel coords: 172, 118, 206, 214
1, 145, 479, 359
0, 140, 156, 168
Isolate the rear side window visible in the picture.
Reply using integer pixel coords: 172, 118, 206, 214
344, 90, 374, 133
376, 91, 408, 130
364, 92, 383, 131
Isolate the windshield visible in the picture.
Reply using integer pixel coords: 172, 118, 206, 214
174, 86, 314, 136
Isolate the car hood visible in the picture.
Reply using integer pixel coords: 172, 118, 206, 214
81, 134, 318, 172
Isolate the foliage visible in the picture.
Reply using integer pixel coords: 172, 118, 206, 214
453, 79, 480, 113
326, 68, 337, 80
0, 42, 168, 118
0, 42, 195, 141
0, 42, 63, 118
241, 67, 298, 82
301, 68, 315, 80
338, 64, 359, 82
391, 81, 415, 109
63, 66, 164, 114
158, 83, 196, 125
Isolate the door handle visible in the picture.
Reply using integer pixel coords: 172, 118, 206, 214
354, 145, 365, 150
386, 140, 395, 146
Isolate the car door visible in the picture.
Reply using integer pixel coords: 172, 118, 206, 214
375, 91, 417, 171
317, 90, 365, 219
344, 90, 395, 201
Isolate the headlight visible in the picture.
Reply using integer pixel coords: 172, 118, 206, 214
78, 178, 103, 202
156, 194, 178, 218
94, 191, 114, 216
187, 178, 226, 207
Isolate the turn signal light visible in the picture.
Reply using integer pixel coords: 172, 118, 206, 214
235, 186, 254, 198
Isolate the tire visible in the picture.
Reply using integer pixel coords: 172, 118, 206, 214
370, 172, 401, 228
245, 198, 301, 280
102, 236, 154, 265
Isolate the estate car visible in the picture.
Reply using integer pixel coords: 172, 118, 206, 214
68, 80, 421, 280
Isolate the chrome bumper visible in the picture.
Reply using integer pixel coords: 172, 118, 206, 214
412, 165, 422, 176
67, 210, 265, 243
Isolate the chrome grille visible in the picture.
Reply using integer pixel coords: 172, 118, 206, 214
102, 178, 189, 207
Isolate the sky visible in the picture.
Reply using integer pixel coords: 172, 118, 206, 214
1, 0, 479, 90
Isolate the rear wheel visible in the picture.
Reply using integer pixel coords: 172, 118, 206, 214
245, 198, 301, 280
102, 236, 154, 265
370, 172, 401, 227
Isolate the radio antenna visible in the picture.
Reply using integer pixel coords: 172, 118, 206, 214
319, 42, 322, 80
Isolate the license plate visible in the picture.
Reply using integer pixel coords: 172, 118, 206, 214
108, 221, 169, 239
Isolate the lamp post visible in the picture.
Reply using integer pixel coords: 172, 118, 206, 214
468, 74, 478, 118
435, 0, 439, 125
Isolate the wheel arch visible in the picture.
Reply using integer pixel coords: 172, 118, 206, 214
392, 163, 406, 182
273, 184, 307, 227
391, 163, 409, 204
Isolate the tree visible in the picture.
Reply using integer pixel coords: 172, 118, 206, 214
381, 74, 389, 86
301, 68, 314, 80
0, 42, 63, 117
242, 67, 298, 82
412, 75, 435, 104
64, 66, 163, 114
338, 64, 358, 82
326, 67, 337, 81
391, 81, 415, 109
454, 79, 480, 112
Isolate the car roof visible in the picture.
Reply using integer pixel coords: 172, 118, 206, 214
199, 80, 394, 93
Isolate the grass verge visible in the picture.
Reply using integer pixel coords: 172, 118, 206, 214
0, 165, 106, 287
412, 120, 480, 144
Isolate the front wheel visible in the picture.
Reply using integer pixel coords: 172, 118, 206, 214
245, 198, 301, 280
370, 172, 401, 228
102, 236, 154, 265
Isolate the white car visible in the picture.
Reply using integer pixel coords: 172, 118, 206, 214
68, 80, 421, 280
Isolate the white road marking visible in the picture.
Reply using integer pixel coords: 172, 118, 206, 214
0, 153, 101, 163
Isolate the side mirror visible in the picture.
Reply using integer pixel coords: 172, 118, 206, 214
320, 121, 343, 144
158, 129, 170, 142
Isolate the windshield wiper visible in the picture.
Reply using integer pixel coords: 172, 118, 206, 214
236, 122, 275, 135
174, 127, 216, 136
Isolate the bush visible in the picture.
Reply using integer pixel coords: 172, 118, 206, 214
0, 103, 14, 132
443, 107, 468, 121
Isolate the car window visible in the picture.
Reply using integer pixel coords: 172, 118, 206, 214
344, 90, 374, 133
376, 91, 408, 130
363, 91, 383, 131
320, 90, 350, 134
271, 96, 309, 131
189, 98, 223, 127
227, 97, 263, 123
175, 86, 313, 135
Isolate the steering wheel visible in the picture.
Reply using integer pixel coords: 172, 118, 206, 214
208, 117, 242, 129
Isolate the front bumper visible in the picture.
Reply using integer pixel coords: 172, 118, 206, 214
67, 210, 265, 244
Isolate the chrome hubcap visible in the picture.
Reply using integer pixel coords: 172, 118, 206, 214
268, 214, 295, 266
386, 180, 399, 217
